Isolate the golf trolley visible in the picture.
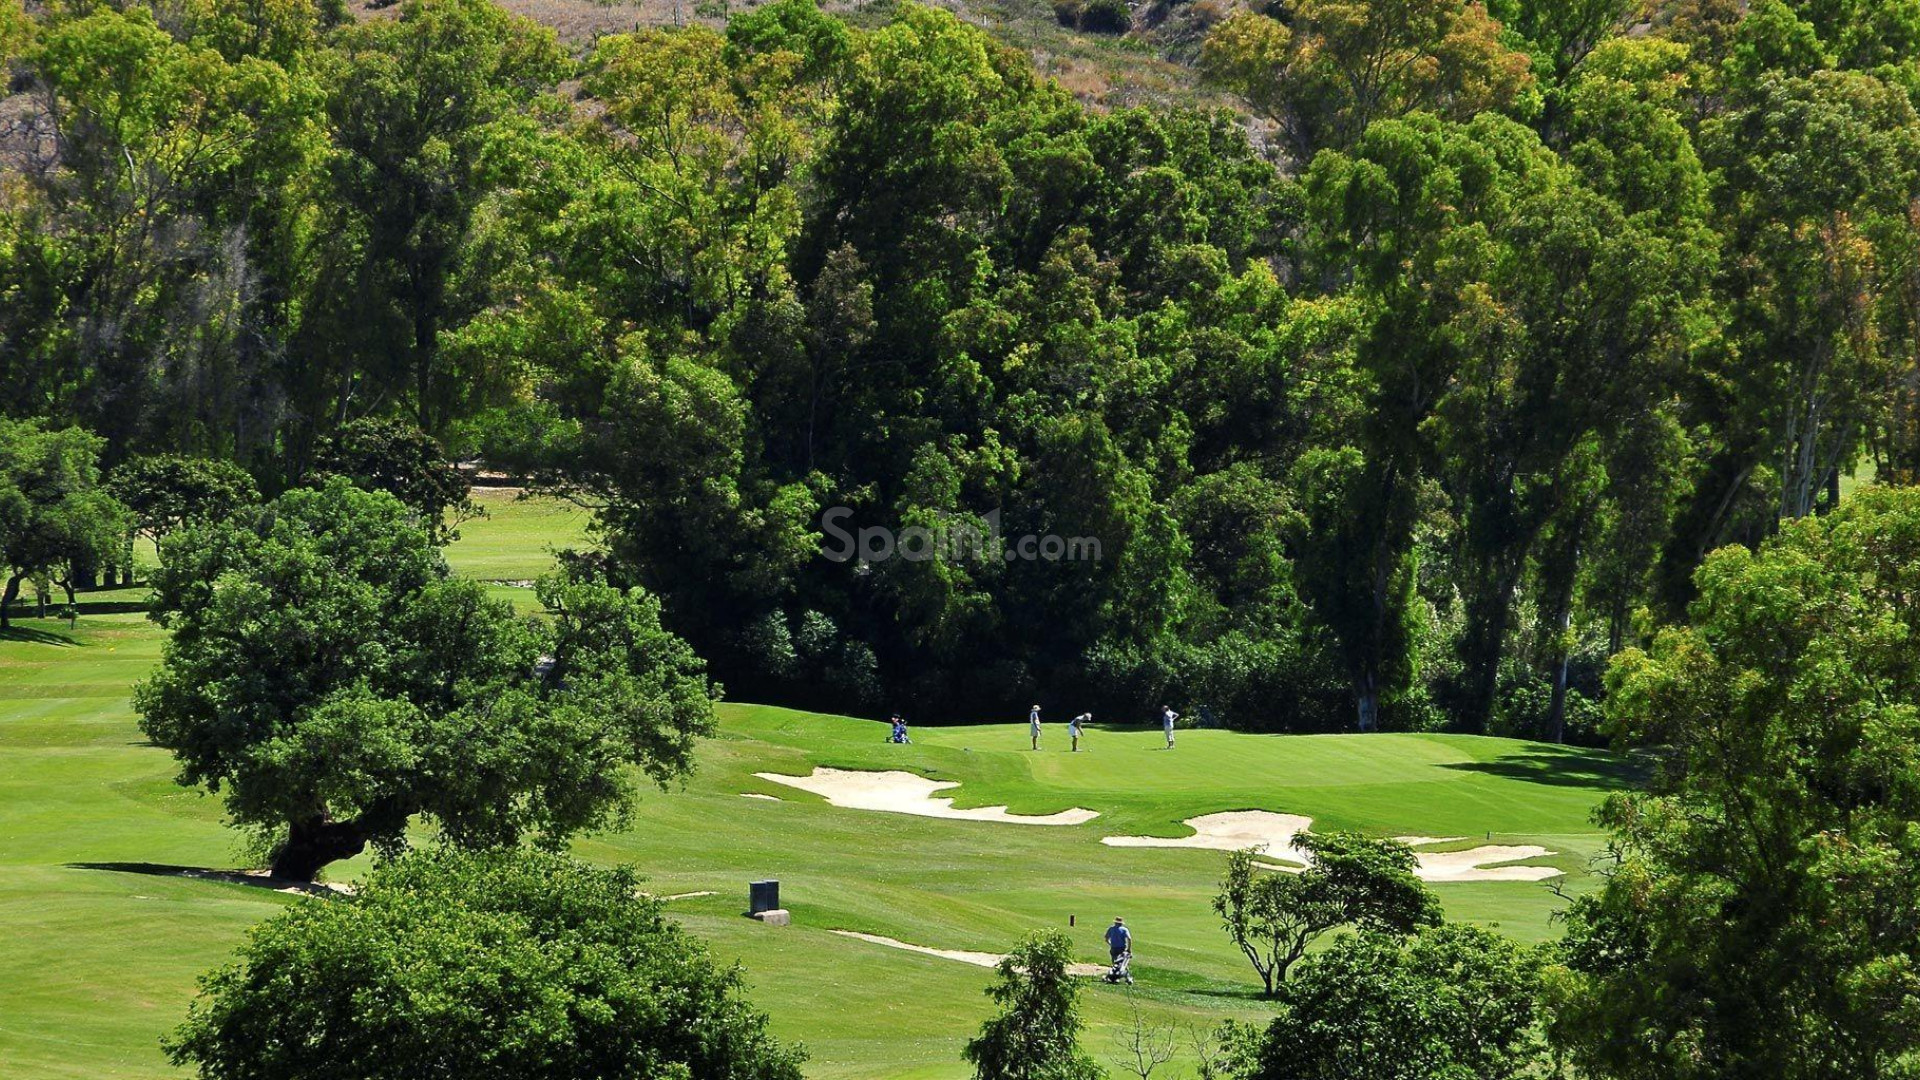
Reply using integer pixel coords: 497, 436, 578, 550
1104, 951, 1134, 985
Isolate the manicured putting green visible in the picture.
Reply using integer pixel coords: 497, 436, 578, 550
0, 493, 1632, 1078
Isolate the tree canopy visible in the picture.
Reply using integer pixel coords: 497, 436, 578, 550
134, 479, 715, 880
7, 0, 1920, 737
1214, 834, 1441, 994
1549, 486, 1920, 1079
1234, 924, 1547, 1080
0, 418, 129, 626
167, 847, 806, 1080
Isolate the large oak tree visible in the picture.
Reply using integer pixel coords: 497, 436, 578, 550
135, 478, 716, 880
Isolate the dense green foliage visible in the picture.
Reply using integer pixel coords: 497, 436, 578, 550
0, 416, 129, 623
108, 454, 259, 545
963, 930, 1104, 1080
7, 0, 1920, 734
1548, 486, 1920, 1079
135, 479, 715, 879
166, 847, 806, 1080
309, 417, 478, 542
1231, 924, 1547, 1080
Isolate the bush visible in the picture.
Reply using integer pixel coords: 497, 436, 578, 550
1234, 925, 1546, 1080
167, 848, 806, 1080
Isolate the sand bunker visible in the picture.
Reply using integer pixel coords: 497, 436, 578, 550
1101, 810, 1316, 864
754, 768, 1099, 825
740, 793, 782, 801
1101, 811, 1560, 882
1413, 845, 1560, 882
832, 931, 1109, 977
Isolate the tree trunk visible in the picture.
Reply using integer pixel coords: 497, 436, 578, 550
0, 574, 19, 629
1354, 670, 1380, 733
1547, 627, 1571, 745
1458, 563, 1524, 734
270, 816, 370, 882
1537, 520, 1587, 745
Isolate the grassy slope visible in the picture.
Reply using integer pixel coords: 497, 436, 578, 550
0, 493, 1628, 1079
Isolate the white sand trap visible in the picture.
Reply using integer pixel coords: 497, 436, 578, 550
740, 793, 782, 801
1100, 810, 1316, 865
1413, 845, 1561, 882
832, 931, 1109, 977
754, 768, 1099, 825
1102, 811, 1560, 882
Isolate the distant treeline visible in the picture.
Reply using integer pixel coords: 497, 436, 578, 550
4, 0, 1918, 735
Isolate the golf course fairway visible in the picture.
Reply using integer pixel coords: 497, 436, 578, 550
0, 493, 1635, 1078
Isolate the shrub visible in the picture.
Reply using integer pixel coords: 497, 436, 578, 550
167, 848, 806, 1080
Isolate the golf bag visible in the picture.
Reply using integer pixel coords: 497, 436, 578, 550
1104, 951, 1133, 985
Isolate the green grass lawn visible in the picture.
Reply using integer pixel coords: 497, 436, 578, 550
0, 493, 1629, 1078
443, 486, 593, 582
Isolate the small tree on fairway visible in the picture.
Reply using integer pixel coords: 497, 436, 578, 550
166, 847, 806, 1080
964, 930, 1103, 1080
108, 455, 259, 547
135, 478, 716, 880
0, 417, 130, 627
1109, 986, 1177, 1080
1213, 833, 1440, 995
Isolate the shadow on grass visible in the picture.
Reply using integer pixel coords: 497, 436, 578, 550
1180, 982, 1280, 1005
1441, 747, 1646, 791
69, 599, 154, 615
0, 625, 80, 646
68, 861, 350, 898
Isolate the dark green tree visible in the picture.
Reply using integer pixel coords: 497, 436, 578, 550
135, 479, 715, 880
0, 418, 129, 626
311, 418, 477, 543
303, 0, 564, 436
109, 455, 259, 547
964, 930, 1104, 1080
1551, 485, 1920, 1078
166, 847, 805, 1080
1235, 924, 1546, 1080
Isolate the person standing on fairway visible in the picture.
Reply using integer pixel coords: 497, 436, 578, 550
1029, 704, 1042, 750
1161, 704, 1179, 749
1070, 712, 1089, 752
1106, 917, 1131, 962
